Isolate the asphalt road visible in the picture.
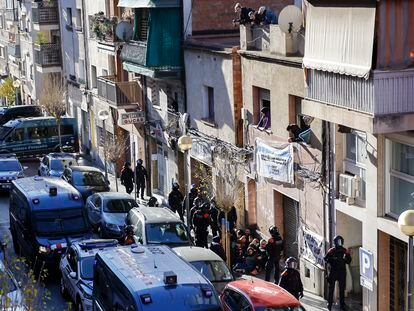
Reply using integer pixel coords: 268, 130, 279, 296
0, 158, 72, 310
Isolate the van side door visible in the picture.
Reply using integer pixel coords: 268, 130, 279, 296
10, 191, 33, 257
4, 128, 25, 153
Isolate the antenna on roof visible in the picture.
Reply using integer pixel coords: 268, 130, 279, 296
278, 5, 303, 35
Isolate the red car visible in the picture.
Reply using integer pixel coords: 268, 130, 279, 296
220, 278, 305, 311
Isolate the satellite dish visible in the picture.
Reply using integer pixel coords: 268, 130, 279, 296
115, 21, 133, 42
278, 5, 302, 34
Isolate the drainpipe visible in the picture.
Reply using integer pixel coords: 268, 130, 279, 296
81, 0, 91, 153
142, 76, 152, 197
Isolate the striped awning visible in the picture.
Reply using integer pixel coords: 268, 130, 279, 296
118, 0, 180, 8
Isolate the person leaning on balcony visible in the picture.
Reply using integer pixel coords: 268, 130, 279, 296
233, 3, 254, 26
257, 107, 270, 130
257, 6, 278, 25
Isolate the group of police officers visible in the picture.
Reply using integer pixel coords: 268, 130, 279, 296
138, 181, 352, 310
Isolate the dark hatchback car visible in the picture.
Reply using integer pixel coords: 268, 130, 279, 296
0, 105, 43, 126
61, 166, 110, 201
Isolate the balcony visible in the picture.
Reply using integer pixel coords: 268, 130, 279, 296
8, 43, 20, 58
32, 2, 59, 25
121, 41, 182, 79
34, 43, 61, 67
4, 8, 17, 21
97, 76, 142, 109
306, 69, 414, 116
89, 14, 120, 55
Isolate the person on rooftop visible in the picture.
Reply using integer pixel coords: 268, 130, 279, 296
233, 3, 254, 26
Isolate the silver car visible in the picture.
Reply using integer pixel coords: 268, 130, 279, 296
0, 153, 25, 190
38, 153, 78, 177
85, 192, 138, 238
59, 239, 118, 311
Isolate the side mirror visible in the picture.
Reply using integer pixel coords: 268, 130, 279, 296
23, 166, 28, 170
69, 271, 77, 279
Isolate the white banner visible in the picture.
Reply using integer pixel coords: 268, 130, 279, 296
301, 227, 325, 269
255, 139, 294, 183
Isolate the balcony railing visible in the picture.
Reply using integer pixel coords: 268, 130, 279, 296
97, 76, 142, 108
5, 8, 17, 21
8, 43, 20, 58
32, 2, 59, 25
121, 41, 148, 67
306, 69, 414, 116
34, 43, 61, 66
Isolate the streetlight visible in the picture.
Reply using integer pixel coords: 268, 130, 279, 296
178, 134, 193, 226
98, 110, 110, 180
398, 210, 414, 311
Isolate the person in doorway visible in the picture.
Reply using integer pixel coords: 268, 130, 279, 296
265, 225, 284, 283
135, 159, 147, 199
120, 162, 134, 195
325, 235, 352, 311
192, 202, 211, 248
279, 257, 304, 300
209, 197, 220, 237
257, 107, 270, 130
168, 182, 184, 221
210, 235, 226, 261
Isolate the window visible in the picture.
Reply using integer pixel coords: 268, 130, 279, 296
253, 87, 271, 130
386, 139, 414, 217
343, 131, 367, 201
66, 8, 73, 27
222, 289, 252, 311
93, 196, 102, 208
11, 128, 24, 141
75, 9, 82, 30
67, 248, 78, 272
91, 65, 97, 88
0, 46, 5, 59
134, 219, 143, 239
203, 86, 215, 122
133, 9, 149, 41
0, 16, 3, 30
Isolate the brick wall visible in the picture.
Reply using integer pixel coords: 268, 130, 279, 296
191, 0, 293, 34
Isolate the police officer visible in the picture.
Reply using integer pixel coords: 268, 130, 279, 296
279, 257, 303, 300
192, 202, 211, 248
265, 225, 284, 283
325, 235, 352, 311
168, 182, 184, 221
190, 196, 202, 229
148, 196, 159, 207
135, 159, 147, 199
209, 197, 220, 237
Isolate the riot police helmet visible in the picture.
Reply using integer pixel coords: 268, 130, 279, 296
333, 235, 344, 247
285, 256, 298, 269
269, 225, 279, 237
172, 182, 180, 190
148, 196, 158, 207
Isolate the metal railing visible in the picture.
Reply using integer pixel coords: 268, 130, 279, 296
34, 43, 61, 66
97, 76, 142, 108
32, 2, 59, 25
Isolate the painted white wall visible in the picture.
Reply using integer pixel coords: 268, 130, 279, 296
184, 49, 236, 144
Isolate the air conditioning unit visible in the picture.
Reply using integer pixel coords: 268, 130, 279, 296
339, 173, 360, 205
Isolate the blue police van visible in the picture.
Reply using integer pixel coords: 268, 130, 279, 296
0, 117, 79, 156
9, 177, 91, 266
93, 245, 222, 311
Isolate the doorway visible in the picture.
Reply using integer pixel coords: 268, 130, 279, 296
282, 195, 299, 259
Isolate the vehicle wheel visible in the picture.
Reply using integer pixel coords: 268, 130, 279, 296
77, 299, 84, 311
11, 231, 20, 256
60, 276, 69, 300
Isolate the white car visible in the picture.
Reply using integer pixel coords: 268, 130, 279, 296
38, 153, 78, 177
59, 239, 118, 311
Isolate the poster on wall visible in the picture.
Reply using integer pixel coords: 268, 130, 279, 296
301, 227, 325, 269
255, 139, 294, 184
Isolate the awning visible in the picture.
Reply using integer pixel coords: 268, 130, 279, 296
122, 62, 157, 78
303, 3, 376, 79
118, 0, 180, 8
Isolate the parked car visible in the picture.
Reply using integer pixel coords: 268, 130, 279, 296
0, 153, 25, 190
61, 166, 110, 201
0, 259, 23, 309
59, 239, 118, 311
0, 117, 79, 156
38, 152, 78, 177
0, 105, 42, 126
220, 278, 304, 311
126, 206, 191, 247
85, 192, 138, 238
93, 245, 221, 310
173, 246, 234, 293
9, 177, 91, 267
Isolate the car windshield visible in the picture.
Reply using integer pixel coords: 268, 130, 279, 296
50, 158, 78, 171
0, 270, 17, 294
80, 257, 95, 280
146, 223, 189, 245
73, 171, 106, 186
191, 261, 233, 283
0, 160, 21, 172
104, 199, 138, 213
34, 208, 88, 236
0, 126, 12, 140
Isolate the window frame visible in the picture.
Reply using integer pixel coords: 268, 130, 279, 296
385, 138, 414, 218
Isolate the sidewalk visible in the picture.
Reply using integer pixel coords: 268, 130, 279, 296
77, 154, 362, 311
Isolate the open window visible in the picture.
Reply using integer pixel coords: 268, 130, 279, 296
253, 87, 271, 130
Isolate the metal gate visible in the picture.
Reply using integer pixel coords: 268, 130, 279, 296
390, 236, 406, 311
283, 196, 299, 259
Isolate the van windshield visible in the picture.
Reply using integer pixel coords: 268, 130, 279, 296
146, 223, 189, 245
0, 160, 21, 172
34, 208, 88, 236
0, 126, 12, 140
191, 261, 233, 283
73, 171, 106, 186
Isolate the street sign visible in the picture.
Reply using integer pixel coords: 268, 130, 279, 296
359, 247, 374, 291
119, 111, 145, 125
